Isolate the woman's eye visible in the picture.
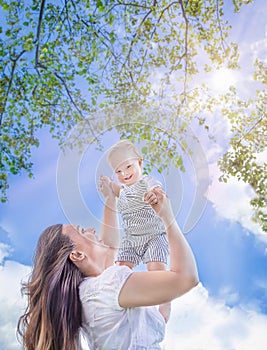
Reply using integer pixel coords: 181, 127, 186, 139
127, 164, 132, 169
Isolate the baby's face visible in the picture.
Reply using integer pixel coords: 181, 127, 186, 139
114, 158, 142, 185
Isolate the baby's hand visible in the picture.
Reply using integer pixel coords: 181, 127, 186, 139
98, 175, 115, 199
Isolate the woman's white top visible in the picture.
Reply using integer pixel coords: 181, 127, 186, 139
79, 265, 166, 350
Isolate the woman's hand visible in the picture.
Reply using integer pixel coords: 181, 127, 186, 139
144, 188, 175, 227
143, 190, 158, 205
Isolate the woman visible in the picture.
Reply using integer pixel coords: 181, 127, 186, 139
17, 176, 198, 350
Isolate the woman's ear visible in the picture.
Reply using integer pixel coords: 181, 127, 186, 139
69, 250, 85, 263
139, 158, 143, 166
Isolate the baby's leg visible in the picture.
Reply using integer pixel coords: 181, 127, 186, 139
116, 239, 137, 269
146, 261, 166, 271
116, 260, 135, 269
146, 261, 172, 323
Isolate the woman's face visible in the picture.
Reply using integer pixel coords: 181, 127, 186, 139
62, 225, 108, 259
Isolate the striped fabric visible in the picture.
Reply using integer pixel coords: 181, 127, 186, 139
116, 175, 169, 264
117, 233, 169, 264
117, 175, 165, 236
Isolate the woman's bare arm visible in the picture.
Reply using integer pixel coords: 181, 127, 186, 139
119, 188, 199, 307
111, 181, 121, 197
98, 175, 120, 267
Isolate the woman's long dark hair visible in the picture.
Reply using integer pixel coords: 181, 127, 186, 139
17, 224, 84, 350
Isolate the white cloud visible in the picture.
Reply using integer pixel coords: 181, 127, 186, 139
207, 162, 265, 239
251, 23, 267, 63
217, 285, 240, 306
162, 283, 267, 350
0, 242, 12, 264
0, 260, 31, 350
255, 149, 267, 166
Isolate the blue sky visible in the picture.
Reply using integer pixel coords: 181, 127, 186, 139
1, 1, 267, 349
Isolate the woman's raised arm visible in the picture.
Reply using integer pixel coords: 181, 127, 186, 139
98, 175, 120, 267
119, 188, 199, 307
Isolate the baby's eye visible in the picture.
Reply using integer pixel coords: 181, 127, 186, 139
126, 164, 132, 169
116, 170, 121, 174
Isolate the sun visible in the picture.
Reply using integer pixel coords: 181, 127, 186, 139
209, 68, 238, 93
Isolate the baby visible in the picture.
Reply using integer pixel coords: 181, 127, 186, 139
103, 139, 171, 322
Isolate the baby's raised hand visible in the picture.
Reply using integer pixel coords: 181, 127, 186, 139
98, 175, 115, 199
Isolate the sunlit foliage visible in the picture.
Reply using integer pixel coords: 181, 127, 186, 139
1, 0, 265, 232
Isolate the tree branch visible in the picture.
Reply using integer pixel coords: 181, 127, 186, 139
0, 50, 26, 127
35, 0, 47, 67
216, 0, 227, 55
178, 0, 189, 96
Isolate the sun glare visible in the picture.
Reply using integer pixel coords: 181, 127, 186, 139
210, 68, 238, 92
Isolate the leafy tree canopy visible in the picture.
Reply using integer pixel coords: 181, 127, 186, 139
218, 60, 267, 231
0, 0, 266, 231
